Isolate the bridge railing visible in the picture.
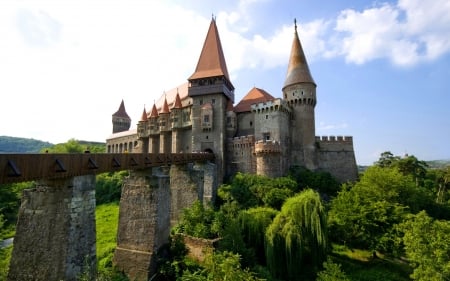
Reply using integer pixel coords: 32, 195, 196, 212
0, 153, 214, 184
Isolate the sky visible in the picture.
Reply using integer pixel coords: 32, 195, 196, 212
0, 0, 449, 165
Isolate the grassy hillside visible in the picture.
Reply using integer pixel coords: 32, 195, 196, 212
0, 136, 53, 153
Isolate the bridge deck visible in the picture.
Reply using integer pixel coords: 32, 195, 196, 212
0, 153, 214, 184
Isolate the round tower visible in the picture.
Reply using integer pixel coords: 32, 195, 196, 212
282, 19, 317, 170
254, 140, 282, 178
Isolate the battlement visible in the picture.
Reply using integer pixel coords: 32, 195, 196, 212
251, 98, 291, 114
228, 135, 255, 147
254, 140, 281, 154
316, 136, 354, 152
315, 136, 353, 143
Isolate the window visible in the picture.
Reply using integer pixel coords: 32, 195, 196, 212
200, 99, 203, 105
203, 114, 210, 123
211, 98, 215, 104
265, 115, 269, 119
250, 121, 253, 127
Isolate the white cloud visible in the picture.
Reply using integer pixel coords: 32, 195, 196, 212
328, 0, 450, 66
317, 121, 349, 131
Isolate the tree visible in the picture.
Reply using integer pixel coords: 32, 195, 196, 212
400, 211, 450, 281
316, 258, 350, 281
265, 189, 328, 280
374, 151, 400, 167
238, 207, 278, 265
393, 155, 428, 187
288, 166, 341, 197
180, 251, 264, 281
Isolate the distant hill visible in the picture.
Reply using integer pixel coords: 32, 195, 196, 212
0, 136, 106, 153
426, 159, 450, 169
0, 136, 53, 153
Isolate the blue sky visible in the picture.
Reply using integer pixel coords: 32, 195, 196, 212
0, 0, 449, 165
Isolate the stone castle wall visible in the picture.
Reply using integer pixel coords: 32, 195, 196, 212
316, 136, 358, 182
227, 135, 256, 177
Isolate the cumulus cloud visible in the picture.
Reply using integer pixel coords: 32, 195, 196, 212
328, 0, 450, 66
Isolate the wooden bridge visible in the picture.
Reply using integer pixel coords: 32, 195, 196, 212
0, 152, 214, 184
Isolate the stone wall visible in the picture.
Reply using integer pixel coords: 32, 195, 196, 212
8, 175, 96, 281
113, 168, 170, 281
316, 136, 358, 182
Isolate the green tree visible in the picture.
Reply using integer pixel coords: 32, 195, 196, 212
180, 251, 264, 281
393, 155, 428, 187
327, 167, 413, 252
96, 171, 128, 204
41, 138, 85, 153
374, 151, 400, 167
265, 189, 328, 280
288, 166, 341, 197
400, 211, 450, 281
238, 207, 278, 265
316, 258, 350, 281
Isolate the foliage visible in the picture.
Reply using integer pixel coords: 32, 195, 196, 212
327, 167, 412, 252
289, 165, 341, 197
218, 173, 297, 210
238, 207, 278, 265
0, 181, 33, 232
173, 201, 224, 239
155, 234, 193, 281
400, 211, 450, 281
180, 251, 265, 281
265, 189, 328, 280
316, 258, 350, 281
0, 135, 53, 153
0, 245, 12, 280
96, 171, 128, 205
41, 138, 105, 153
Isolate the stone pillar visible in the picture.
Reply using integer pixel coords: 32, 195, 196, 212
8, 175, 97, 281
169, 164, 203, 226
193, 162, 217, 204
113, 167, 170, 281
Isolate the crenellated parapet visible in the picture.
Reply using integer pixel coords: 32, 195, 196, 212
254, 140, 281, 154
251, 98, 292, 116
316, 135, 354, 152
228, 135, 256, 148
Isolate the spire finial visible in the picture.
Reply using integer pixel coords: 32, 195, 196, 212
294, 18, 297, 32
212, 13, 216, 21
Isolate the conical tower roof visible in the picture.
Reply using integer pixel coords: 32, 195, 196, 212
149, 103, 158, 118
160, 97, 170, 114
112, 100, 131, 119
283, 20, 316, 89
189, 18, 230, 81
140, 107, 148, 121
172, 91, 182, 109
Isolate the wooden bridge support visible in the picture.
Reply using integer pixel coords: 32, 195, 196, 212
113, 167, 171, 281
8, 175, 97, 281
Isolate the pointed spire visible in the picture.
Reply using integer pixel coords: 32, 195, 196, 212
160, 96, 170, 114
189, 18, 230, 81
112, 99, 131, 119
150, 103, 158, 118
172, 90, 182, 109
140, 106, 148, 121
283, 19, 315, 89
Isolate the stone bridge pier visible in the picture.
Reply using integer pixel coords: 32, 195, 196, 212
113, 161, 217, 281
8, 175, 97, 281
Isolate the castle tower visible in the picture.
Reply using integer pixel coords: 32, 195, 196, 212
254, 140, 282, 178
112, 100, 131, 133
171, 91, 183, 153
148, 103, 160, 153
188, 17, 234, 183
282, 20, 317, 170
137, 107, 149, 153
159, 97, 171, 154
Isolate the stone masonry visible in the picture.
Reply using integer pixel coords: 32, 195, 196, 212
8, 175, 96, 281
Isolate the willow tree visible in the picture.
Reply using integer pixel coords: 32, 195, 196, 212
265, 189, 328, 280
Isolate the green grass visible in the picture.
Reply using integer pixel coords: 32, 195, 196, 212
331, 244, 412, 281
0, 245, 12, 280
96, 202, 120, 273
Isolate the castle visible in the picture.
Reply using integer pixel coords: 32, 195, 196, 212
106, 18, 358, 183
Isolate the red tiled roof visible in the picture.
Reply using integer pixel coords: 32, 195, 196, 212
150, 103, 158, 118
160, 97, 170, 114
154, 82, 189, 112
172, 91, 182, 109
140, 107, 148, 121
189, 18, 230, 81
112, 100, 130, 119
283, 22, 315, 89
234, 87, 275, 113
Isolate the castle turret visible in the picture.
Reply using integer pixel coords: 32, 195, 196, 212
188, 17, 234, 183
137, 107, 149, 153
159, 97, 171, 154
282, 19, 317, 170
112, 100, 131, 133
